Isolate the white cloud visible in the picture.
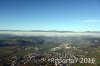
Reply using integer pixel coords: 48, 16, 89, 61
81, 19, 100, 23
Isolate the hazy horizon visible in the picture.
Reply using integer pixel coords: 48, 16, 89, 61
0, 31, 100, 37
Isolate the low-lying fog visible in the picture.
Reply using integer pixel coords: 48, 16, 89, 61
0, 31, 100, 37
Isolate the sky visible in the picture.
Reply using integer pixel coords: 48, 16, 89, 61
0, 0, 100, 31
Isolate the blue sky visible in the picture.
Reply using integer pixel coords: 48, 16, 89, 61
0, 0, 100, 31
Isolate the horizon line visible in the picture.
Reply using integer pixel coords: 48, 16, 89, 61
0, 30, 100, 32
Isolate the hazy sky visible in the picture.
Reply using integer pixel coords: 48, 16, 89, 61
0, 0, 100, 31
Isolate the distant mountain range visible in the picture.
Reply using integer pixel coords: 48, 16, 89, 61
0, 30, 100, 33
